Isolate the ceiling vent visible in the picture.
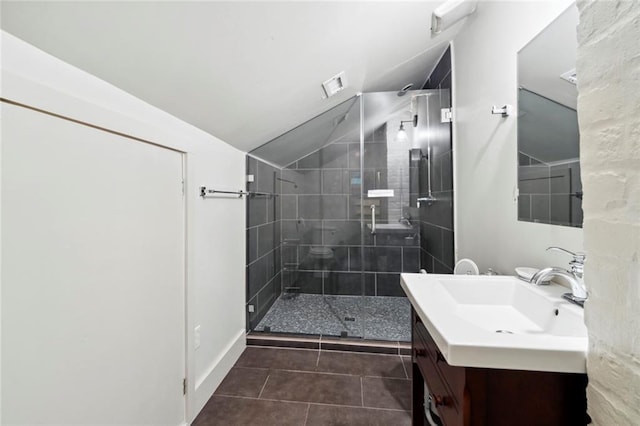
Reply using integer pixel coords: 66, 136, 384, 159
560, 69, 577, 85
322, 71, 348, 98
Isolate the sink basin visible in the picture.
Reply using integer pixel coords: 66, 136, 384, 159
401, 274, 587, 373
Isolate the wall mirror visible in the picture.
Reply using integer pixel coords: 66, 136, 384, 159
517, 5, 582, 227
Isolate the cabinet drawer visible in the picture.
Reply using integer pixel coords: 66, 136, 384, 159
428, 346, 466, 404
414, 318, 435, 363
415, 321, 465, 394
414, 319, 466, 414
413, 331, 461, 426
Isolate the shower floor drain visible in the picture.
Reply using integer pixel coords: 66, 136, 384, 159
495, 329, 514, 334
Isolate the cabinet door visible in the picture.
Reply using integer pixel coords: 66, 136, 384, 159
414, 320, 463, 426
2, 103, 186, 425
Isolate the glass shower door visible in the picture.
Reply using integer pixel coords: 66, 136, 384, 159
248, 90, 446, 342
252, 95, 366, 338
294, 96, 365, 339
359, 91, 435, 341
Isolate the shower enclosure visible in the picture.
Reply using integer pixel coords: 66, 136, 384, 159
246, 90, 450, 342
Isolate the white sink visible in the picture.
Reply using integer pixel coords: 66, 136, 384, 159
401, 273, 587, 373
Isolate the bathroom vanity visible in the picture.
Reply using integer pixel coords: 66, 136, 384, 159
401, 274, 589, 425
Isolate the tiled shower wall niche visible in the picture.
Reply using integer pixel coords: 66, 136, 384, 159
420, 46, 455, 273
246, 156, 282, 330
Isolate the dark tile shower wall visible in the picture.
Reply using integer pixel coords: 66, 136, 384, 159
422, 46, 452, 92
420, 46, 455, 273
281, 129, 420, 298
246, 156, 282, 330
518, 153, 583, 226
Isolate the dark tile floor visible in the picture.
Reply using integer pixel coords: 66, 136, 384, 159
193, 346, 412, 426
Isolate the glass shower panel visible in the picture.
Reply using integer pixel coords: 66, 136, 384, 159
360, 91, 434, 342
253, 96, 366, 338
249, 97, 360, 168
248, 90, 445, 342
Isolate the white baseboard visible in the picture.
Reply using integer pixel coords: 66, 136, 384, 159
191, 329, 246, 422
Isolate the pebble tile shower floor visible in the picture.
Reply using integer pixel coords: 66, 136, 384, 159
193, 346, 412, 426
255, 294, 411, 342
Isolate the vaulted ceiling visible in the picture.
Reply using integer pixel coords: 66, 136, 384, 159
1, 1, 466, 152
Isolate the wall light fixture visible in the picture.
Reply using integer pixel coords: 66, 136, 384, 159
431, 0, 478, 34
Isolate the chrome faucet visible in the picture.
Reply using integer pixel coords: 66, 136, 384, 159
530, 247, 588, 307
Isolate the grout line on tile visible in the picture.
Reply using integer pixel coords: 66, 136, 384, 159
360, 377, 364, 407
247, 345, 320, 353
235, 366, 321, 374
316, 348, 321, 367
305, 401, 411, 414
352, 373, 409, 380
318, 348, 403, 357
257, 374, 270, 399
265, 367, 406, 380
214, 394, 409, 412
362, 376, 411, 382
303, 403, 311, 426
232, 366, 270, 372
312, 402, 411, 413
247, 334, 321, 343
399, 354, 409, 379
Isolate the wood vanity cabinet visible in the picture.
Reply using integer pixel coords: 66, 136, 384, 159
411, 309, 589, 426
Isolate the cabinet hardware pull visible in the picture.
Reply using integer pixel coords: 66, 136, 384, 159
433, 395, 451, 407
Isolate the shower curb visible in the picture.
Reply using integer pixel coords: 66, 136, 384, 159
246, 333, 411, 356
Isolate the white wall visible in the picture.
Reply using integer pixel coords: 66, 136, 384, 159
1, 31, 246, 423
576, 1, 640, 424
452, 0, 582, 275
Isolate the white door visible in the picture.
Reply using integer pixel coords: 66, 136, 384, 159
1, 103, 186, 425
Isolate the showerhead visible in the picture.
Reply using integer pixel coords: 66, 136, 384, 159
397, 83, 414, 97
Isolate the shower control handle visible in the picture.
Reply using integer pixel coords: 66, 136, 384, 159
370, 204, 376, 235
